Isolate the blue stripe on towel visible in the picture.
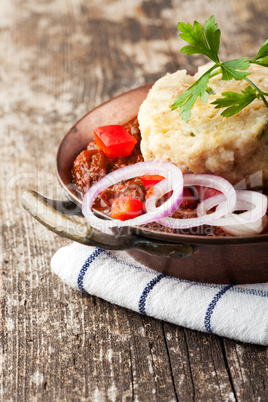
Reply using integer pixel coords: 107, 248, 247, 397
139, 273, 166, 315
234, 287, 268, 298
204, 285, 235, 333
77, 248, 104, 292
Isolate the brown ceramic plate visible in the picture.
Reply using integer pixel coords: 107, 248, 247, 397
25, 84, 267, 284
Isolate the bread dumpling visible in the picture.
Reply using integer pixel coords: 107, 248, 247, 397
138, 64, 268, 188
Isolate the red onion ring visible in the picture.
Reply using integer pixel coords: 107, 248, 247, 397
220, 216, 267, 236
197, 190, 268, 234
82, 161, 183, 231
146, 174, 237, 229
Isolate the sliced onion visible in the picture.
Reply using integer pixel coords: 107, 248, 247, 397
220, 216, 267, 236
197, 190, 268, 234
146, 174, 237, 229
81, 158, 267, 236
82, 160, 183, 231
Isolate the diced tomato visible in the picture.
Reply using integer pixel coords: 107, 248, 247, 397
180, 187, 198, 209
195, 186, 222, 202
110, 196, 145, 221
140, 174, 165, 190
94, 125, 137, 158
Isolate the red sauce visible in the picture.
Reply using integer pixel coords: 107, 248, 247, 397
72, 117, 268, 237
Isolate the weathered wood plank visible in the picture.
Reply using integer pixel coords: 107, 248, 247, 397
0, 0, 267, 400
223, 339, 268, 401
164, 324, 236, 401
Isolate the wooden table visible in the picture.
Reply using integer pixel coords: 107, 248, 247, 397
1, 0, 267, 400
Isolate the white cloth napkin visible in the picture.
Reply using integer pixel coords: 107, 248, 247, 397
51, 242, 268, 346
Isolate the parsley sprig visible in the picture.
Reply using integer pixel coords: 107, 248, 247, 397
172, 16, 268, 122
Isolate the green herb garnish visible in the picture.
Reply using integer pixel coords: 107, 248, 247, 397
172, 16, 268, 122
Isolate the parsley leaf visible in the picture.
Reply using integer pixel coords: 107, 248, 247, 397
171, 68, 214, 121
179, 16, 220, 63
254, 56, 268, 68
220, 58, 250, 80
251, 40, 268, 62
250, 40, 268, 67
172, 16, 268, 122
211, 87, 257, 117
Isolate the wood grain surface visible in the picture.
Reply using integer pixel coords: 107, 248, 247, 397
0, 0, 267, 400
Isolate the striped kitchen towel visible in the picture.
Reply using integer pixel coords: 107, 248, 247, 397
51, 242, 268, 346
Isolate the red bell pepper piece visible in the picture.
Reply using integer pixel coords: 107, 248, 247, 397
94, 125, 137, 158
140, 174, 165, 190
110, 196, 145, 221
